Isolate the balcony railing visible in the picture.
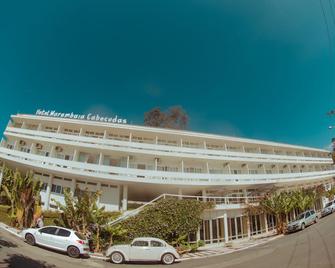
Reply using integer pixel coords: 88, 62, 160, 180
4, 126, 332, 165
0, 147, 334, 186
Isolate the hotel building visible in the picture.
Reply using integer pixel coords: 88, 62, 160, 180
0, 111, 334, 245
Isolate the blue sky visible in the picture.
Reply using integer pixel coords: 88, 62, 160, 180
0, 0, 335, 149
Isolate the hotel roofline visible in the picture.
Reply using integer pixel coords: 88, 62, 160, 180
13, 113, 330, 153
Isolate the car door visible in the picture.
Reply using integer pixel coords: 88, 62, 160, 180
53, 228, 72, 251
129, 240, 150, 261
305, 211, 311, 225
36, 227, 58, 247
150, 240, 165, 260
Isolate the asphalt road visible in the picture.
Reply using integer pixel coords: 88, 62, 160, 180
0, 213, 335, 268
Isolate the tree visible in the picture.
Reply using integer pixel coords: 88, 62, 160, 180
1, 168, 42, 228
52, 187, 116, 252
144, 106, 188, 130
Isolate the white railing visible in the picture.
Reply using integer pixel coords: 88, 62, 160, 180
0, 147, 334, 186
5, 127, 332, 165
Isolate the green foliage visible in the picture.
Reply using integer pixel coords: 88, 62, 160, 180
0, 167, 42, 228
0, 205, 11, 225
249, 185, 326, 234
52, 187, 121, 252
121, 198, 213, 244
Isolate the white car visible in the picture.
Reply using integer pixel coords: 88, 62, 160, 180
21, 226, 90, 258
321, 200, 335, 217
106, 237, 180, 265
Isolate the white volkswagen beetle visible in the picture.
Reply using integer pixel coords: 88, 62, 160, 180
21, 226, 90, 258
106, 237, 180, 265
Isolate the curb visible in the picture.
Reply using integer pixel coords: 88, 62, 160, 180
0, 224, 22, 238
179, 235, 283, 262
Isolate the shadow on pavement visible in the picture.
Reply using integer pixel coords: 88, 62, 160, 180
0, 254, 56, 268
0, 239, 17, 248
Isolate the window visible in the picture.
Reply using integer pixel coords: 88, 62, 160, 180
151, 241, 164, 247
305, 212, 310, 218
57, 229, 71, 237
132, 240, 149, 247
41, 183, 48, 191
40, 227, 57, 235
51, 184, 63, 194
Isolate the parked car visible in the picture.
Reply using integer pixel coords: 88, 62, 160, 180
321, 200, 335, 217
105, 237, 180, 265
286, 210, 318, 233
21, 226, 90, 258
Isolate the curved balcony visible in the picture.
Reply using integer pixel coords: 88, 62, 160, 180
0, 147, 334, 187
5, 127, 332, 165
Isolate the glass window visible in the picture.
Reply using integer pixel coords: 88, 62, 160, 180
57, 229, 71, 237
40, 227, 57, 235
151, 241, 163, 247
305, 212, 310, 218
132, 240, 149, 247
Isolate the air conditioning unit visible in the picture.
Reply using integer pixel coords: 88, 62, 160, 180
35, 143, 43, 150
19, 140, 26, 146
55, 146, 63, 153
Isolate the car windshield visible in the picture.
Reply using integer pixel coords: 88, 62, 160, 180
325, 202, 332, 208
296, 213, 305, 220
75, 232, 86, 240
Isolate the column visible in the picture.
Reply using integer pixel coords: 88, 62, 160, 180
227, 163, 231, 174
99, 153, 104, 165
203, 141, 207, 149
155, 136, 158, 145
0, 164, 4, 188
79, 128, 84, 136
37, 123, 42, 131
73, 149, 79, 161
202, 189, 207, 202
223, 212, 229, 243
127, 156, 130, 168
71, 178, 76, 196
247, 215, 251, 238
209, 219, 213, 244
264, 213, 268, 233
180, 138, 183, 147
50, 145, 55, 158
196, 226, 201, 241
181, 160, 184, 173
97, 182, 102, 205
122, 185, 128, 211
45, 176, 53, 210
13, 140, 18, 150
154, 158, 158, 171
103, 130, 107, 139
129, 132, 132, 142
206, 162, 210, 173
57, 125, 62, 133
178, 188, 183, 199
30, 143, 35, 154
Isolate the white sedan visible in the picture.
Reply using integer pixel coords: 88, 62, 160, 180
21, 226, 90, 258
106, 237, 180, 265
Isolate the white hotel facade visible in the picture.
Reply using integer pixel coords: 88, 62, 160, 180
0, 111, 334, 244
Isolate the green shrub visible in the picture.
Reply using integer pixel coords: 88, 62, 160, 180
0, 205, 11, 225
121, 198, 213, 245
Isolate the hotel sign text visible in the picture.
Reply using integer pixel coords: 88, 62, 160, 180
36, 109, 127, 124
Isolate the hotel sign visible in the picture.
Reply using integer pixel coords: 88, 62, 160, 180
35, 109, 127, 124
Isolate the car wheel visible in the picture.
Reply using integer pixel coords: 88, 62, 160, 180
161, 253, 175, 265
301, 223, 305, 230
67, 246, 80, 258
25, 233, 35, 246
110, 252, 124, 264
